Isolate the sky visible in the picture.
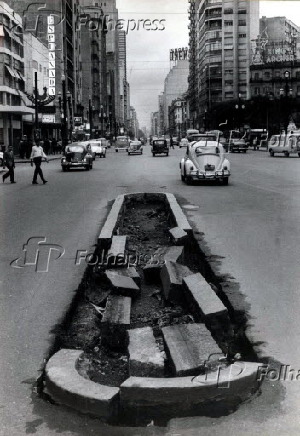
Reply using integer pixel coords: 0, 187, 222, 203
117, 0, 300, 130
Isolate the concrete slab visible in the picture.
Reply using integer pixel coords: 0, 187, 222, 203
162, 323, 223, 376
101, 295, 131, 350
183, 273, 228, 321
105, 270, 140, 298
165, 193, 192, 234
106, 267, 141, 287
45, 349, 119, 420
98, 194, 125, 249
128, 327, 165, 377
169, 227, 188, 245
143, 246, 184, 283
160, 260, 192, 303
107, 235, 127, 267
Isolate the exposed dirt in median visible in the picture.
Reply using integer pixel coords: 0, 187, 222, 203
49, 196, 257, 390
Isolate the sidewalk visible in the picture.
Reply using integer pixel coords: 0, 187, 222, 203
14, 154, 62, 164
0, 154, 61, 174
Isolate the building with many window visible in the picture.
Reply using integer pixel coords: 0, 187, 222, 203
187, 0, 259, 129
0, 1, 34, 151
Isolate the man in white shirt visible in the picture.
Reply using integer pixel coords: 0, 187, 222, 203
30, 140, 48, 184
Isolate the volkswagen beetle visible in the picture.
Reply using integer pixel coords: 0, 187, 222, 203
180, 141, 230, 185
128, 140, 143, 155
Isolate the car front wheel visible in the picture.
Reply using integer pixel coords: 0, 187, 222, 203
152, 153, 155, 157
222, 177, 229, 186
62, 166, 66, 172
284, 151, 289, 157
269, 150, 274, 157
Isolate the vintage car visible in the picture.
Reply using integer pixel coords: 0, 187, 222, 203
88, 140, 106, 159
180, 141, 230, 185
228, 137, 248, 153
61, 143, 93, 171
152, 139, 169, 156
128, 140, 143, 155
98, 137, 110, 148
268, 133, 300, 157
179, 138, 189, 148
115, 136, 129, 152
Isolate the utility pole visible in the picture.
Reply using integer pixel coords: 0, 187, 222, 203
34, 72, 39, 141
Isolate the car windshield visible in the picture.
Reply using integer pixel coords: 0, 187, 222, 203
154, 140, 166, 145
66, 145, 84, 153
194, 146, 220, 156
117, 137, 127, 142
90, 143, 101, 147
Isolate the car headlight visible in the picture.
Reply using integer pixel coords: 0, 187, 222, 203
83, 157, 87, 162
223, 166, 228, 170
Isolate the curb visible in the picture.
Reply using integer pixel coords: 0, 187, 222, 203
45, 349, 261, 420
45, 349, 119, 420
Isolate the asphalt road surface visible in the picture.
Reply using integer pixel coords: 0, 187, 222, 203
1, 146, 300, 435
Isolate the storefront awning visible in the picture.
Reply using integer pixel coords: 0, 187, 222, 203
5, 65, 18, 78
16, 71, 25, 81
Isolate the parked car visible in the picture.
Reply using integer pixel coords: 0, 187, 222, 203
89, 141, 106, 159
268, 133, 300, 157
180, 142, 230, 185
61, 142, 93, 171
115, 136, 129, 152
98, 137, 110, 148
228, 137, 248, 153
128, 140, 143, 155
179, 138, 189, 148
152, 139, 169, 156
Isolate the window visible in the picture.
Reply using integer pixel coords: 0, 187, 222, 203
39, 64, 42, 72
225, 80, 233, 85
264, 71, 271, 79
32, 60, 38, 70
225, 69, 233, 74
255, 87, 260, 95
254, 72, 259, 80
0, 92, 3, 104
297, 85, 300, 95
224, 20, 233, 26
239, 33, 246, 38
275, 71, 281, 77
238, 20, 246, 26
224, 8, 233, 14
238, 9, 247, 14
296, 71, 300, 79
225, 91, 233, 98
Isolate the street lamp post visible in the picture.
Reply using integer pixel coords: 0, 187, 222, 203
88, 99, 93, 139
61, 75, 68, 149
234, 93, 245, 131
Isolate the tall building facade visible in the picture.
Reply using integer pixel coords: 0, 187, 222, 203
0, 1, 34, 150
163, 59, 189, 132
188, 0, 259, 128
79, 2, 107, 136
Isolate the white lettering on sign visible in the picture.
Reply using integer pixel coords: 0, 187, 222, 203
47, 15, 55, 95
47, 16, 55, 25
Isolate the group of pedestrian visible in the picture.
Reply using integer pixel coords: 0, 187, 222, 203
2, 140, 48, 185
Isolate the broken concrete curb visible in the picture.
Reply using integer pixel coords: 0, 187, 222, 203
45, 349, 119, 419
45, 349, 261, 421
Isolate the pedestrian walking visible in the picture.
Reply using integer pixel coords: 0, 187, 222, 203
30, 140, 48, 185
51, 137, 57, 154
170, 137, 174, 149
43, 137, 50, 155
2, 145, 16, 183
19, 135, 27, 159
